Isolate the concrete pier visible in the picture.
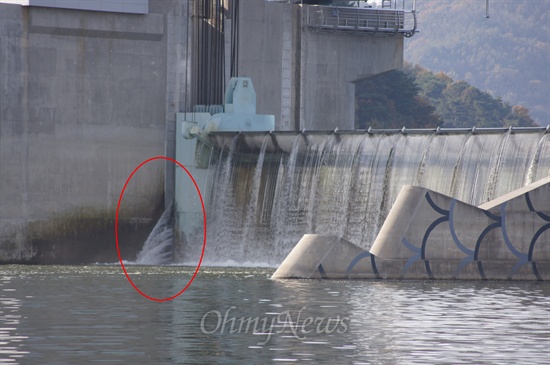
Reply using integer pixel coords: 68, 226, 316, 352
0, 1, 189, 263
236, 2, 406, 130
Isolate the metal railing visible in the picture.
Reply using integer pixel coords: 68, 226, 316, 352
210, 125, 550, 137
201, 125, 549, 156
306, 5, 416, 37
382, 0, 417, 11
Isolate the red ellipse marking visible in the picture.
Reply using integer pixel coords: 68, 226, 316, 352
115, 156, 207, 302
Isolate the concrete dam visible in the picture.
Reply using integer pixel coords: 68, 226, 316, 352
176, 127, 550, 272
0, 0, 412, 264
1, 0, 549, 277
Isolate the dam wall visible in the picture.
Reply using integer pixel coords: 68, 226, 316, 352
0, 1, 190, 263
180, 130, 550, 267
1, 0, 412, 263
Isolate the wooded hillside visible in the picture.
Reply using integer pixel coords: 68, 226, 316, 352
404, 0, 549, 125
355, 66, 538, 129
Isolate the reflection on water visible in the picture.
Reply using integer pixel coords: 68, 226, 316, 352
0, 266, 548, 364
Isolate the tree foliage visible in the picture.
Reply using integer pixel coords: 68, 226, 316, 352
408, 64, 538, 128
355, 70, 441, 129
404, 1, 549, 125
354, 66, 538, 129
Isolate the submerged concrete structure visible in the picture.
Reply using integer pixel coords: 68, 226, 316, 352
272, 176, 550, 280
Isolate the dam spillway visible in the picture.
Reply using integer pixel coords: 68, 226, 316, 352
178, 128, 550, 267
0, 0, 415, 264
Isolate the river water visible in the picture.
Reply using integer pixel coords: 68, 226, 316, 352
1, 265, 548, 364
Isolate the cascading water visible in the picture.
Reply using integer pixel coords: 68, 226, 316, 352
136, 203, 174, 265
186, 130, 550, 267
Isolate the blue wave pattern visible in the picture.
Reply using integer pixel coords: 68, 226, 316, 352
344, 251, 379, 278
319, 187, 548, 281
396, 191, 549, 280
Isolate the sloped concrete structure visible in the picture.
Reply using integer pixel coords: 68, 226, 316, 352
272, 235, 375, 279
272, 176, 550, 280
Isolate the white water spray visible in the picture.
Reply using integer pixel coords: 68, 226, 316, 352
136, 203, 174, 265
184, 131, 550, 267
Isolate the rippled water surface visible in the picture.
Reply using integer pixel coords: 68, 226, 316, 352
1, 265, 549, 364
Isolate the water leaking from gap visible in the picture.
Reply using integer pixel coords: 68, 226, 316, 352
136, 202, 174, 265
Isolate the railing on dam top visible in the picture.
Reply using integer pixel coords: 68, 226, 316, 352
306, 5, 417, 37
211, 125, 550, 137
201, 125, 550, 155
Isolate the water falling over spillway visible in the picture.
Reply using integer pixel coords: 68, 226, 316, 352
136, 203, 174, 265
184, 130, 550, 267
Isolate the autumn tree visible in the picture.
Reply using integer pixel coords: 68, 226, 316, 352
355, 70, 442, 129
354, 65, 538, 129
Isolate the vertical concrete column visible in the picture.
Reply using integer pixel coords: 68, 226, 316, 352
298, 5, 307, 130
165, 0, 191, 207
280, 4, 293, 131
235, 0, 283, 127
0, 4, 30, 253
174, 113, 209, 249
224, 16, 232, 87
1, 3, 168, 263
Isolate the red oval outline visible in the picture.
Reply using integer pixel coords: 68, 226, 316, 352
115, 156, 207, 302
